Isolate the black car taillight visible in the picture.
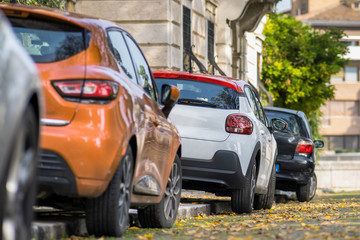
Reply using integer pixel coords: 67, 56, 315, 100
52, 80, 119, 103
295, 139, 314, 156
225, 114, 253, 134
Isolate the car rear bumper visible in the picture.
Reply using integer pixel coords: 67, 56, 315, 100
181, 150, 249, 195
37, 150, 78, 196
275, 156, 315, 191
38, 103, 129, 198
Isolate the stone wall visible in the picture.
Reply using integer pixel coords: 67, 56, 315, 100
75, 0, 183, 71
316, 153, 360, 191
73, 0, 267, 82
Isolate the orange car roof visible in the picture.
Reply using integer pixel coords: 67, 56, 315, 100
0, 3, 121, 30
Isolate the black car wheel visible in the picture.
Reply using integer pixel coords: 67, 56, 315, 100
296, 172, 317, 202
254, 163, 276, 210
308, 173, 317, 200
1, 106, 38, 240
231, 161, 256, 213
86, 145, 133, 237
138, 154, 182, 228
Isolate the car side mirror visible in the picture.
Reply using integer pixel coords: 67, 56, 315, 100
314, 140, 324, 148
161, 84, 180, 118
270, 118, 288, 133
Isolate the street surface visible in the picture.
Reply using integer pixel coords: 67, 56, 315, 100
123, 191, 360, 240
37, 191, 360, 239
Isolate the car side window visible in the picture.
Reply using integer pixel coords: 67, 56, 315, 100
107, 30, 137, 84
244, 87, 260, 119
123, 34, 157, 101
253, 91, 268, 126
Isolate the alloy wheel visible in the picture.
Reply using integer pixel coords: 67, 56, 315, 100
250, 164, 256, 209
163, 161, 181, 220
118, 153, 132, 229
309, 174, 317, 200
3, 118, 36, 239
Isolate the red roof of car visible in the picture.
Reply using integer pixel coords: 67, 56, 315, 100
153, 71, 245, 93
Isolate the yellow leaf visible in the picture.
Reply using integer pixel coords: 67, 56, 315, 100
129, 226, 140, 229
144, 233, 153, 238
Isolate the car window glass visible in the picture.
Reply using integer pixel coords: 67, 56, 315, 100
253, 91, 267, 126
155, 78, 239, 109
265, 111, 306, 137
123, 34, 156, 100
244, 87, 260, 119
107, 30, 137, 83
9, 17, 90, 63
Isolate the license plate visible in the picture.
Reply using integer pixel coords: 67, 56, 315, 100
276, 164, 279, 173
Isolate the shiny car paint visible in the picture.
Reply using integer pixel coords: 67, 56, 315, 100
0, 4, 181, 206
154, 71, 277, 197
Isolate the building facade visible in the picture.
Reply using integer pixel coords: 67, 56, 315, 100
287, 0, 360, 151
67, 0, 277, 88
289, 0, 339, 15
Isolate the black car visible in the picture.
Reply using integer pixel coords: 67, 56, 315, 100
264, 107, 324, 202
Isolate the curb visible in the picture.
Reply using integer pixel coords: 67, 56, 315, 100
32, 195, 231, 239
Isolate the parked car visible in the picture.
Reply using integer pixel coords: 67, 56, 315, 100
264, 106, 324, 202
0, 12, 42, 240
1, 4, 182, 237
154, 71, 287, 213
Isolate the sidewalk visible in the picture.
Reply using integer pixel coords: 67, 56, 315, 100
31, 190, 232, 239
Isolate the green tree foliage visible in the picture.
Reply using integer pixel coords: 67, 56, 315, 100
262, 13, 348, 138
0, 0, 66, 9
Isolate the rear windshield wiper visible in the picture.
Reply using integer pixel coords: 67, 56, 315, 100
177, 98, 217, 108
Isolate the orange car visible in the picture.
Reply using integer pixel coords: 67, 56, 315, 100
1, 4, 182, 237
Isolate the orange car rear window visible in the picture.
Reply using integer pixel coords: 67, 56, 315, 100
8, 17, 91, 63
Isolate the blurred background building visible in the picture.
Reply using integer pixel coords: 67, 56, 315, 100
278, 0, 360, 152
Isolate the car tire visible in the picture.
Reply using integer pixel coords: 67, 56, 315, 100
138, 154, 182, 228
296, 172, 317, 202
1, 105, 38, 240
86, 145, 133, 237
231, 161, 256, 214
309, 173, 317, 201
254, 163, 276, 210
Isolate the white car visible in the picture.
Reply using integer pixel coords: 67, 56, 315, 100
154, 71, 286, 213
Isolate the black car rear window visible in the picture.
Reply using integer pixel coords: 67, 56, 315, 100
265, 110, 307, 137
155, 78, 239, 109
8, 17, 91, 63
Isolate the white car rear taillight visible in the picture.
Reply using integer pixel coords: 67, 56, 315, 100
225, 114, 253, 134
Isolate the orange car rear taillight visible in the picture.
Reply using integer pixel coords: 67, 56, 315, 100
53, 80, 119, 103
225, 114, 253, 134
